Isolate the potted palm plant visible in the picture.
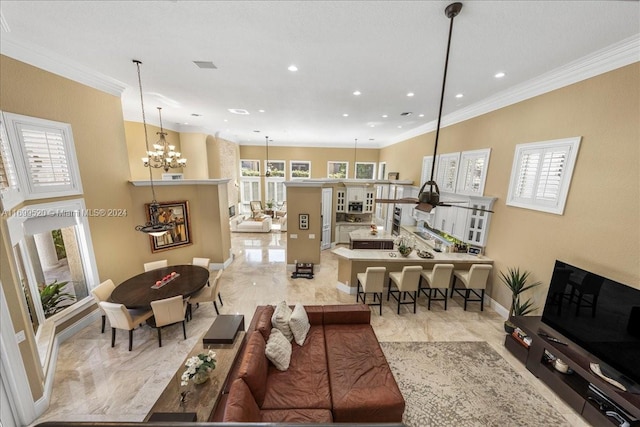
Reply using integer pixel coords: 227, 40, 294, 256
500, 267, 542, 333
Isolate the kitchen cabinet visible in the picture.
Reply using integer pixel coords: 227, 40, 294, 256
336, 189, 346, 213
347, 186, 365, 201
364, 189, 375, 213
350, 240, 394, 250
432, 193, 495, 247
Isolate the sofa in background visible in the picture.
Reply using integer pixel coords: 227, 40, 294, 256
229, 215, 272, 233
219, 304, 405, 423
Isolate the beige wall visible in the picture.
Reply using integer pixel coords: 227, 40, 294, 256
124, 121, 183, 181
381, 63, 640, 312
179, 133, 208, 179
207, 135, 240, 209
286, 186, 323, 264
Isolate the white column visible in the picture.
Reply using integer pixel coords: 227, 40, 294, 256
33, 232, 59, 270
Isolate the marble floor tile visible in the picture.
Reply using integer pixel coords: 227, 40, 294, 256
33, 231, 592, 426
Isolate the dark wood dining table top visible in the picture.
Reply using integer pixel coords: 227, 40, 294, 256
110, 264, 210, 309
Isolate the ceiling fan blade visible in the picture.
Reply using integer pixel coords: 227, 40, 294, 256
374, 198, 419, 204
440, 204, 494, 213
415, 203, 436, 213
439, 200, 468, 204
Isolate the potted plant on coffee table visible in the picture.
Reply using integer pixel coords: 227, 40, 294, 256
500, 267, 542, 333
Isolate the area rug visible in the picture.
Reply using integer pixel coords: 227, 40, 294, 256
380, 341, 570, 427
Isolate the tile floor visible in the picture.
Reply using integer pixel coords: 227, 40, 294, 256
34, 230, 591, 426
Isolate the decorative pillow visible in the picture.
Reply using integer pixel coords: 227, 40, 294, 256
271, 300, 293, 341
289, 303, 311, 346
237, 216, 243, 224
265, 328, 291, 371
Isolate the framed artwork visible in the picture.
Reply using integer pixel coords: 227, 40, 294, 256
388, 172, 399, 180
145, 200, 192, 253
299, 213, 309, 230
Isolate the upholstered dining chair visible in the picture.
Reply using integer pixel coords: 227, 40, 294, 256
99, 301, 153, 351
192, 257, 211, 285
356, 267, 387, 315
188, 270, 224, 318
91, 279, 116, 333
149, 295, 189, 347
387, 265, 423, 314
420, 264, 454, 310
143, 259, 168, 272
451, 264, 493, 311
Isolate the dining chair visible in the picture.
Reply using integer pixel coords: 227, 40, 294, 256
188, 270, 224, 318
99, 301, 153, 351
91, 279, 116, 333
419, 264, 454, 310
192, 257, 211, 285
387, 265, 423, 314
451, 264, 493, 311
356, 267, 386, 315
144, 259, 168, 272
149, 295, 189, 347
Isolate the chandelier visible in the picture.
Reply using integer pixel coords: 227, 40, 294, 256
142, 107, 187, 172
133, 59, 174, 237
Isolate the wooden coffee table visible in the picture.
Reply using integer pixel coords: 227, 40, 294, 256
203, 315, 245, 345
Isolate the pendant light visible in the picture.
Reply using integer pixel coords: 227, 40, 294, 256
132, 60, 175, 237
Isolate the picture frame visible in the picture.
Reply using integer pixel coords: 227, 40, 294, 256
388, 172, 399, 180
145, 200, 192, 253
299, 213, 309, 230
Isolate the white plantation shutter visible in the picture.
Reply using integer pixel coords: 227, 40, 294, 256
456, 149, 490, 196
4, 113, 82, 199
435, 153, 459, 192
507, 137, 581, 215
0, 114, 24, 211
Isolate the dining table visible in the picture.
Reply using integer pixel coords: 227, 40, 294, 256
110, 264, 210, 309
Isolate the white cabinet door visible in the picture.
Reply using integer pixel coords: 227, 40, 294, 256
336, 189, 346, 212
451, 206, 469, 240
364, 189, 375, 213
347, 187, 365, 201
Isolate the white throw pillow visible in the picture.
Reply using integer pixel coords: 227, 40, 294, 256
271, 300, 293, 341
289, 303, 311, 346
265, 328, 291, 371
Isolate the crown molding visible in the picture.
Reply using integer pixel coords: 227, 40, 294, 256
383, 35, 640, 148
0, 36, 127, 96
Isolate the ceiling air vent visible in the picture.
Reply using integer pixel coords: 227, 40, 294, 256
193, 61, 217, 69
400, 112, 413, 116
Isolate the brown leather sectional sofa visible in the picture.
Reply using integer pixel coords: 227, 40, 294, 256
220, 304, 405, 423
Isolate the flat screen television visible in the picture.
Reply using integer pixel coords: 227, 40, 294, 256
541, 260, 640, 388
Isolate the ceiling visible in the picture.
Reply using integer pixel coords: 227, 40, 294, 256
1, 1, 638, 148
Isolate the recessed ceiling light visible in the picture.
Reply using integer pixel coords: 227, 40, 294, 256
397, 125, 402, 128
353, 90, 361, 96
288, 65, 298, 72
228, 108, 249, 115
258, 109, 265, 113
342, 113, 349, 117
184, 122, 189, 125
455, 93, 464, 98
224, 119, 228, 122
369, 124, 375, 128
382, 114, 388, 118
418, 114, 424, 117
407, 92, 415, 97
494, 72, 506, 78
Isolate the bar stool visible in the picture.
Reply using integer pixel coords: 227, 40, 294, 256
356, 267, 387, 315
451, 264, 493, 311
419, 264, 454, 310
387, 265, 422, 314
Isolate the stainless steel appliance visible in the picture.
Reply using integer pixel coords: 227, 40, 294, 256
392, 206, 401, 236
348, 201, 363, 213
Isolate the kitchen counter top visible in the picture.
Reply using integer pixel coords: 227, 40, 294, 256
332, 247, 491, 263
349, 229, 395, 242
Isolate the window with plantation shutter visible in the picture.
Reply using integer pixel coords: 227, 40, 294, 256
3, 112, 82, 199
435, 152, 460, 192
0, 114, 24, 211
456, 148, 490, 196
507, 137, 581, 215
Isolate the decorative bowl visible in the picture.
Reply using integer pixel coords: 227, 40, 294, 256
398, 246, 413, 257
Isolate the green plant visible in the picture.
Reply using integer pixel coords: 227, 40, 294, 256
499, 267, 542, 317
39, 280, 75, 317
51, 229, 67, 260
265, 200, 274, 209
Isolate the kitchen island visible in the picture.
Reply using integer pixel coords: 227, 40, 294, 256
332, 246, 492, 295
349, 229, 395, 250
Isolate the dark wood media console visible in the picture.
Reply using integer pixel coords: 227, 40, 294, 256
505, 316, 640, 426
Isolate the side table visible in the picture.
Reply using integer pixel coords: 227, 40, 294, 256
145, 330, 246, 422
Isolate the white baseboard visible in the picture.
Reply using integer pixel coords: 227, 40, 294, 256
336, 281, 355, 295
486, 295, 509, 319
